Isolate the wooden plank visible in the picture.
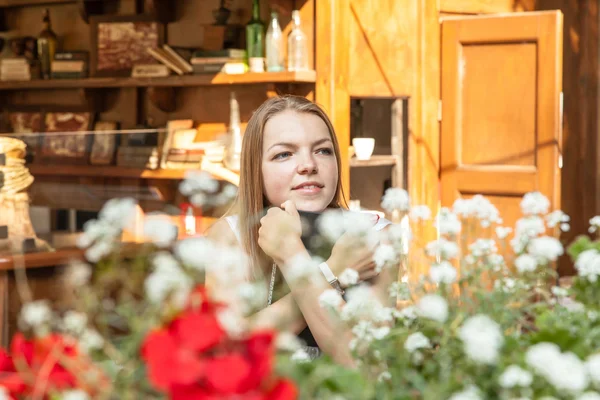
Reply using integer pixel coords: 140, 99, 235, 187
315, 0, 351, 199
440, 0, 515, 14
0, 248, 84, 271
0, 0, 74, 6
28, 165, 190, 179
350, 155, 399, 167
0, 71, 317, 91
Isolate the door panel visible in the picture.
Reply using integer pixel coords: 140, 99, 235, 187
440, 11, 563, 229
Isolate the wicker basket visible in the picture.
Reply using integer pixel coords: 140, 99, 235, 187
0, 137, 50, 253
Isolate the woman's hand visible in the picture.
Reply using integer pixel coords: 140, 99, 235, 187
327, 225, 379, 286
258, 200, 305, 266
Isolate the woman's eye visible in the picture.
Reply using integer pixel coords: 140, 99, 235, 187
273, 151, 292, 160
316, 148, 333, 155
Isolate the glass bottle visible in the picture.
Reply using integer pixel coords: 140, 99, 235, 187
265, 10, 284, 72
224, 91, 242, 172
37, 8, 57, 80
245, 0, 265, 73
287, 10, 308, 71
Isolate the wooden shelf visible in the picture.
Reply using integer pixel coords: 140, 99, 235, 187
0, 0, 74, 6
28, 159, 240, 186
28, 164, 189, 180
0, 71, 317, 90
0, 247, 84, 271
350, 155, 399, 167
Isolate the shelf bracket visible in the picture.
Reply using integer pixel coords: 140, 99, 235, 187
147, 86, 176, 113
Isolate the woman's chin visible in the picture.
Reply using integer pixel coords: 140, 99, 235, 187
294, 200, 329, 213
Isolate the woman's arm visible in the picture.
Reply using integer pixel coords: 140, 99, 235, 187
204, 219, 308, 335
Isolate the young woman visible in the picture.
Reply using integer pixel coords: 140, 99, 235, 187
206, 95, 393, 365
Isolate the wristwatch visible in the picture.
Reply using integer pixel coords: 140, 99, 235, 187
319, 262, 345, 295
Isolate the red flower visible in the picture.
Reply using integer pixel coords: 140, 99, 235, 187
0, 348, 25, 397
142, 285, 298, 400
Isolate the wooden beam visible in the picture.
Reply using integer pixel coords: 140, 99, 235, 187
315, 0, 351, 201
440, 0, 515, 14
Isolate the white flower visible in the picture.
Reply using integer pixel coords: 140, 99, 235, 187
515, 216, 546, 238
179, 170, 219, 198
488, 254, 505, 271
64, 260, 92, 287
377, 371, 392, 382
174, 237, 215, 271
459, 314, 503, 365
586, 354, 600, 385
434, 207, 461, 235
575, 249, 600, 283
551, 286, 568, 297
469, 239, 497, 257
61, 390, 91, 400
0, 387, 10, 400
410, 205, 431, 221
291, 349, 311, 363
381, 188, 410, 213
84, 238, 114, 263
338, 268, 359, 287
80, 328, 104, 353
388, 282, 410, 300
340, 285, 391, 324
448, 385, 482, 400
495, 226, 513, 239
525, 342, 588, 393
578, 393, 600, 400
99, 197, 137, 227
499, 365, 533, 388
394, 306, 418, 325
319, 289, 343, 309
62, 311, 87, 335
521, 191, 550, 215
285, 254, 320, 284
515, 254, 538, 273
216, 309, 246, 338
144, 252, 192, 308
429, 261, 457, 284
351, 320, 389, 346
416, 294, 448, 323
453, 195, 501, 227
589, 216, 600, 233
276, 332, 301, 352
527, 236, 564, 262
20, 300, 52, 331
373, 244, 398, 272
404, 332, 431, 353
317, 210, 378, 245
546, 210, 570, 228
494, 278, 516, 293
237, 282, 268, 314
143, 212, 178, 248
425, 238, 459, 259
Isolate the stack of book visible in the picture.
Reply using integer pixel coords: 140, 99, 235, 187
51, 52, 88, 79
147, 45, 193, 76
0, 58, 31, 81
190, 49, 247, 74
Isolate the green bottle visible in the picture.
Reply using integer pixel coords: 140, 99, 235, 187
246, 0, 265, 72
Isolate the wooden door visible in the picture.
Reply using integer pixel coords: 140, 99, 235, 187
440, 11, 563, 228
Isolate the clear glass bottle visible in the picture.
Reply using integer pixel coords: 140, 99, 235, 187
265, 11, 284, 72
287, 10, 308, 71
224, 91, 242, 172
245, 0, 265, 73
37, 8, 57, 80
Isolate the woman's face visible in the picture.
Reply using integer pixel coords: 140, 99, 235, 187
261, 110, 339, 212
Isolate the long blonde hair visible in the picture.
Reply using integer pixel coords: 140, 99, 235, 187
233, 95, 346, 279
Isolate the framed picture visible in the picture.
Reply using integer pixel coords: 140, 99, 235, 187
6, 109, 43, 162
40, 110, 94, 164
90, 121, 119, 165
90, 15, 165, 77
160, 119, 194, 169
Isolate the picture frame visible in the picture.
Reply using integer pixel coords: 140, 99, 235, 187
5, 108, 43, 162
161, 119, 194, 169
40, 109, 94, 164
90, 15, 165, 77
90, 121, 119, 165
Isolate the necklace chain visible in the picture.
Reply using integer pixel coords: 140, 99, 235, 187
267, 263, 277, 306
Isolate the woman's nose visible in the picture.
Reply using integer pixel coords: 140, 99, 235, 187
297, 155, 318, 174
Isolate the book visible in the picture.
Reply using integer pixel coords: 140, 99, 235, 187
162, 45, 193, 73
191, 49, 246, 59
192, 62, 247, 75
147, 47, 185, 75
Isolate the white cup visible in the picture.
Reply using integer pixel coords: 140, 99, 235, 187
352, 138, 375, 160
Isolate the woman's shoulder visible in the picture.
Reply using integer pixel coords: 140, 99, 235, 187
205, 216, 239, 245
